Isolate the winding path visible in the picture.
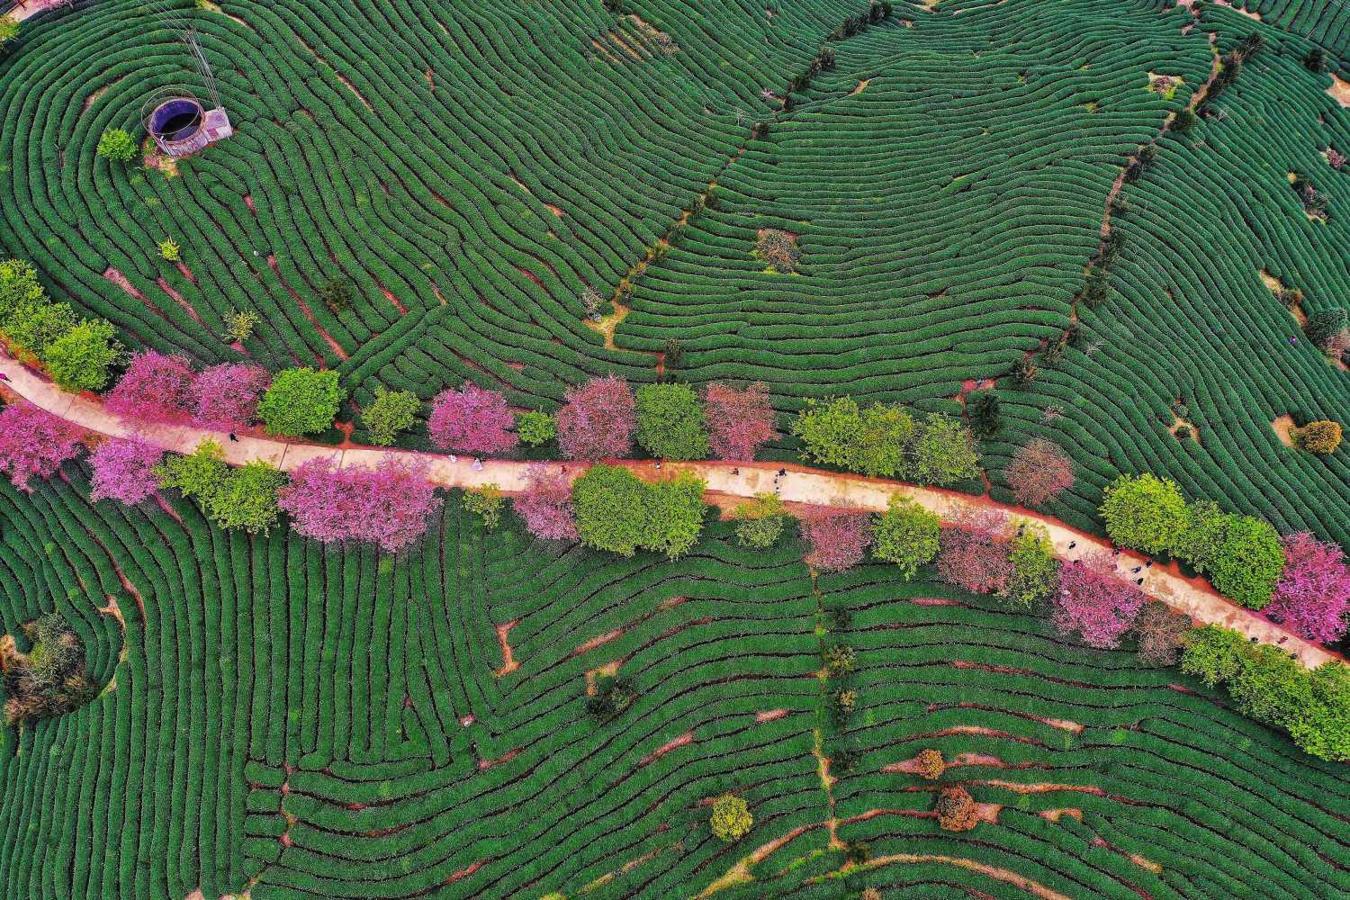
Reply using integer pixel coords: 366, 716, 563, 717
0, 349, 1336, 668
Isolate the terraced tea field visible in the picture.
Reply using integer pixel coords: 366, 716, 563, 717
1, 0, 1346, 542
0, 475, 1345, 898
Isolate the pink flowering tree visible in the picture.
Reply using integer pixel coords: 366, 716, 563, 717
278, 458, 442, 553
1264, 533, 1350, 643
556, 374, 635, 460
937, 510, 1012, 594
192, 363, 271, 430
0, 404, 84, 491
801, 510, 872, 572
1005, 439, 1075, 507
89, 438, 163, 505
427, 382, 518, 455
512, 464, 578, 541
704, 382, 777, 460
105, 351, 196, 424
1053, 553, 1146, 649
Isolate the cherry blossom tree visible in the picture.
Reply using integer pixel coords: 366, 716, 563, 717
512, 464, 577, 541
192, 363, 271, 430
105, 351, 196, 424
1053, 553, 1146, 649
89, 438, 163, 505
556, 374, 635, 460
278, 458, 441, 553
1005, 438, 1074, 507
0, 404, 84, 491
801, 510, 872, 572
427, 382, 518, 454
937, 510, 1012, 594
704, 382, 777, 460
1264, 532, 1350, 644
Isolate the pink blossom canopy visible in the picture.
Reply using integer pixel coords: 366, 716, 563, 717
193, 363, 271, 430
89, 437, 163, 505
704, 382, 777, 461
512, 464, 578, 541
556, 375, 635, 461
801, 510, 872, 573
278, 458, 442, 553
427, 382, 518, 455
1052, 553, 1146, 649
0, 404, 84, 491
1264, 532, 1350, 644
105, 351, 196, 424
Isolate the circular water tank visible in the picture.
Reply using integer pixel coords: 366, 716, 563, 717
148, 97, 204, 146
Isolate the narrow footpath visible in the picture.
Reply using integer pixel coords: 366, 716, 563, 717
0, 349, 1336, 668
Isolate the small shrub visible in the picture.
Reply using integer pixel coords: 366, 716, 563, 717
318, 277, 354, 314
1, 613, 96, 726
966, 390, 1000, 438
257, 368, 343, 436
463, 484, 504, 530
515, 409, 557, 447
872, 497, 940, 580
935, 787, 980, 832
710, 794, 753, 842
731, 493, 788, 549
822, 643, 856, 676
361, 386, 420, 446
1305, 308, 1347, 351
1294, 420, 1341, 454
586, 674, 637, 721
635, 382, 708, 460
1303, 47, 1326, 73
96, 128, 138, 162
915, 748, 945, 780
158, 237, 181, 262
223, 309, 259, 343
754, 229, 800, 274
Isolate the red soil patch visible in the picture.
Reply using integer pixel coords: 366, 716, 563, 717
912, 596, 963, 607
640, 732, 693, 767
156, 277, 204, 324
972, 779, 1105, 796
915, 724, 1051, 748
266, 254, 349, 361
244, 194, 257, 215
376, 282, 408, 314
104, 267, 165, 318
883, 751, 1005, 774
755, 708, 789, 723
1041, 807, 1083, 822
572, 628, 623, 658
494, 620, 520, 676
279, 833, 292, 847
477, 748, 521, 771
934, 702, 1083, 734
516, 266, 545, 289
1168, 683, 1198, 696
175, 261, 197, 285
1272, 415, 1297, 448
545, 203, 565, 218
446, 860, 485, 884
153, 494, 183, 524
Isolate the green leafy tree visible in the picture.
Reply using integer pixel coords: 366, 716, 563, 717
912, 414, 980, 486
872, 496, 939, 579
362, 386, 420, 446
155, 441, 230, 503
1100, 473, 1189, 556
1179, 625, 1247, 687
43, 319, 122, 392
257, 368, 343, 436
732, 493, 788, 549
1286, 663, 1350, 762
3, 300, 74, 357
1227, 643, 1313, 729
515, 409, 557, 447
572, 465, 705, 559
224, 309, 259, 343
96, 128, 138, 163
853, 403, 917, 478
205, 461, 285, 534
0, 258, 45, 322
643, 473, 706, 558
1206, 515, 1285, 610
463, 484, 504, 531
635, 383, 708, 460
792, 397, 864, 468
710, 794, 753, 842
1000, 524, 1059, 609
